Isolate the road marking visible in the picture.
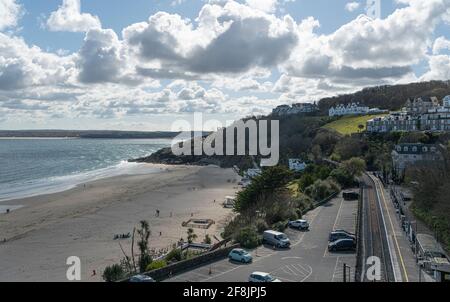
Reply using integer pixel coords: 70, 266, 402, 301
168, 202, 324, 282
333, 197, 345, 230
375, 176, 409, 282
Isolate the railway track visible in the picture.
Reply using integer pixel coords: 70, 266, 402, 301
361, 174, 395, 282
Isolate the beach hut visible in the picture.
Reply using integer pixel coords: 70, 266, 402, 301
223, 196, 236, 208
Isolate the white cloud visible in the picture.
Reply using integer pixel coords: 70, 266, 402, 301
47, 0, 101, 32
433, 36, 450, 54
345, 2, 360, 12
0, 0, 23, 31
245, 0, 278, 13
123, 1, 297, 76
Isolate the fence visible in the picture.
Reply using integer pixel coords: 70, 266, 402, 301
138, 243, 240, 282
354, 181, 364, 282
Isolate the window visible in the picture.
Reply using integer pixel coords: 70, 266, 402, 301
423, 147, 428, 152
412, 147, 417, 152
404, 147, 409, 152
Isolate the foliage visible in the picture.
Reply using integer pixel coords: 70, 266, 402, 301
165, 248, 183, 263
203, 234, 212, 244
305, 179, 340, 201
187, 228, 197, 244
273, 221, 288, 232
137, 220, 153, 273
342, 157, 367, 177
330, 168, 354, 187
146, 260, 167, 271
102, 264, 126, 282
234, 166, 293, 213
234, 227, 261, 249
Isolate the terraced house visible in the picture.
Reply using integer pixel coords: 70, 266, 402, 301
391, 143, 444, 177
367, 96, 450, 133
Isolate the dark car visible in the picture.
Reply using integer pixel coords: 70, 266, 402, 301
329, 231, 356, 243
328, 239, 356, 252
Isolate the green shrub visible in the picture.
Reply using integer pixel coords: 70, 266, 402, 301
234, 227, 261, 249
255, 219, 269, 233
165, 248, 183, 262
102, 264, 126, 282
273, 221, 287, 232
146, 259, 167, 271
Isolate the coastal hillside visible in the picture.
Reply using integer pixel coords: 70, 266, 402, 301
317, 80, 450, 113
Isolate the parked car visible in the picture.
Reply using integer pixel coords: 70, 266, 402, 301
333, 229, 355, 236
248, 272, 281, 282
288, 219, 309, 230
328, 238, 356, 252
228, 248, 253, 263
263, 230, 291, 248
329, 230, 356, 243
129, 274, 156, 282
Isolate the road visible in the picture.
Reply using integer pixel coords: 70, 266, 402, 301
166, 194, 358, 282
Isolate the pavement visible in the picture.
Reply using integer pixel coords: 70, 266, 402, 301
166, 193, 358, 282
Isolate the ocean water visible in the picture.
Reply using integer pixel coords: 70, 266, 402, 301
0, 138, 172, 202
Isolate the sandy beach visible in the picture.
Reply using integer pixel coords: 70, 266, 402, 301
0, 164, 239, 282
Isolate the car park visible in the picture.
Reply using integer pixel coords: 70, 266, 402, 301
263, 230, 291, 248
228, 248, 253, 263
248, 272, 281, 282
328, 238, 356, 252
288, 219, 309, 230
129, 274, 156, 282
329, 230, 356, 243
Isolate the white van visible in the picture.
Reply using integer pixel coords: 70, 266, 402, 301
263, 230, 290, 248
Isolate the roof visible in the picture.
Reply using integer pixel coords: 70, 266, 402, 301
393, 143, 438, 155
416, 233, 445, 255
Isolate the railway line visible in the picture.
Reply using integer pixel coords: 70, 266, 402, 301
360, 174, 395, 282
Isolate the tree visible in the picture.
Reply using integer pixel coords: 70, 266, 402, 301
137, 220, 152, 273
234, 166, 292, 213
342, 157, 367, 177
203, 234, 212, 244
187, 228, 197, 244
358, 124, 365, 132
102, 264, 125, 282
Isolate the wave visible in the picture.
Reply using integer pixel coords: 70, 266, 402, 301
0, 161, 160, 202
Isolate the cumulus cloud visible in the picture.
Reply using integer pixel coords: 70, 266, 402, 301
47, 0, 101, 32
433, 36, 450, 54
245, 0, 278, 13
0, 33, 75, 90
124, 1, 298, 75
0, 0, 23, 31
77, 28, 139, 85
283, 0, 450, 95
345, 2, 360, 12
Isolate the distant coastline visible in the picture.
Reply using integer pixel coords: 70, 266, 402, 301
0, 130, 180, 139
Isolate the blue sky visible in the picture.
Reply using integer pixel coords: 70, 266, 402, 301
0, 0, 449, 130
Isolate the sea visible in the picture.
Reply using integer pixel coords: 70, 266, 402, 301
0, 138, 172, 202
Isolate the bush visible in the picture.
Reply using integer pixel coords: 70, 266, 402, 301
234, 227, 261, 249
102, 264, 126, 282
330, 168, 354, 187
255, 219, 269, 233
204, 234, 212, 244
165, 248, 183, 262
273, 221, 288, 232
305, 179, 340, 201
146, 260, 167, 271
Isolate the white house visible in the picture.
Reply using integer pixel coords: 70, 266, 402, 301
329, 103, 370, 117
444, 95, 450, 108
288, 159, 307, 172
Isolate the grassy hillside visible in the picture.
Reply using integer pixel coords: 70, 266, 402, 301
323, 114, 387, 135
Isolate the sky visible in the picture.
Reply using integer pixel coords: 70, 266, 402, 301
0, 0, 449, 131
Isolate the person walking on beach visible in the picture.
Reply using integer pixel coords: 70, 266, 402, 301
155, 209, 160, 217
